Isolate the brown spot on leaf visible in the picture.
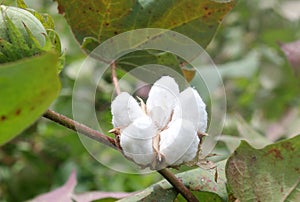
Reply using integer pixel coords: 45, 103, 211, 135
40, 90, 47, 97
1, 115, 6, 121
30, 106, 35, 111
265, 148, 283, 160
251, 155, 257, 163
15, 109, 22, 116
57, 4, 65, 14
282, 142, 295, 151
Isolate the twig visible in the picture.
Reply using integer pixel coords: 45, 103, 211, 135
111, 62, 121, 95
158, 168, 199, 202
43, 109, 117, 150
43, 109, 198, 201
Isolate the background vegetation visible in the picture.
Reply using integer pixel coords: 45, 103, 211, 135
0, 0, 299, 201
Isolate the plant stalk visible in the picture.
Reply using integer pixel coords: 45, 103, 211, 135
43, 109, 199, 201
158, 168, 199, 202
43, 109, 117, 150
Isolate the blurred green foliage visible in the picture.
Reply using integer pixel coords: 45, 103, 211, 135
1, 0, 300, 201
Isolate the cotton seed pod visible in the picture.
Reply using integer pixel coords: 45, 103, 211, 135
0, 5, 46, 44
111, 76, 208, 170
0, 5, 64, 70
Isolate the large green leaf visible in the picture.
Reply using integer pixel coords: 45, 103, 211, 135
55, 0, 236, 80
55, 0, 237, 49
0, 53, 60, 145
119, 160, 228, 201
226, 135, 300, 202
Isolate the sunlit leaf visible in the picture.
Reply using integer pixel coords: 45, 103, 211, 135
0, 53, 60, 145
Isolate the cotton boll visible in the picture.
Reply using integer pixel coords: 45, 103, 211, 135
160, 119, 199, 166
146, 76, 180, 129
111, 92, 145, 128
172, 87, 200, 125
172, 88, 207, 133
120, 116, 156, 166
149, 106, 169, 129
111, 76, 207, 169
192, 88, 208, 133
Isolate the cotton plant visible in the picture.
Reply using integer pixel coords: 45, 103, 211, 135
110, 76, 208, 170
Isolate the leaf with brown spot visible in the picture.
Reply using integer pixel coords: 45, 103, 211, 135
54, 0, 237, 49
0, 53, 60, 145
54, 0, 237, 81
226, 135, 300, 202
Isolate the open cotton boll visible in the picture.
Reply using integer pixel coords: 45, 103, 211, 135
148, 106, 170, 129
120, 116, 156, 166
111, 92, 146, 128
192, 88, 208, 133
146, 76, 180, 129
111, 75, 208, 169
160, 119, 199, 165
172, 87, 207, 133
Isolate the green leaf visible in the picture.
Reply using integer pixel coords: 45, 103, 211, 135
226, 135, 300, 202
55, 0, 237, 81
46, 29, 65, 72
0, 53, 60, 145
119, 161, 228, 201
16, 0, 27, 9
117, 50, 182, 73
55, 0, 237, 49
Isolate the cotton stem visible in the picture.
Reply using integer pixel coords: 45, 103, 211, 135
43, 109, 198, 202
43, 109, 117, 150
111, 62, 121, 95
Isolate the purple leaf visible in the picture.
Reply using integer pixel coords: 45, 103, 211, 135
280, 39, 300, 73
73, 191, 134, 202
30, 170, 134, 202
31, 170, 77, 202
